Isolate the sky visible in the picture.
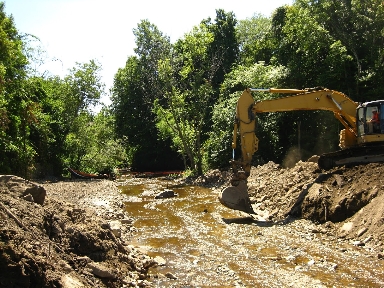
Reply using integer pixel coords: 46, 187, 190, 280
4, 0, 292, 106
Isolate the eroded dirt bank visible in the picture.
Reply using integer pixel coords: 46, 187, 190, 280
0, 176, 155, 287
1, 160, 384, 287
245, 161, 384, 245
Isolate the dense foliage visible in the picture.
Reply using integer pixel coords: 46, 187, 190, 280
0, 3, 127, 178
2, 0, 384, 177
111, 21, 183, 172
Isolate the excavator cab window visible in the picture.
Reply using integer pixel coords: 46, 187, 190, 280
358, 105, 383, 135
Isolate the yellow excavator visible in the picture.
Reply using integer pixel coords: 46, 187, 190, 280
219, 87, 384, 214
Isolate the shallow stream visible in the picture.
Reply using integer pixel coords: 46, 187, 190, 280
118, 176, 384, 287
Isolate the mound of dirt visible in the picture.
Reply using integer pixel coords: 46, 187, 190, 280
204, 160, 384, 249
0, 176, 158, 287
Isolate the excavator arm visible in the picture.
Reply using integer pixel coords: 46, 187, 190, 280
219, 87, 358, 214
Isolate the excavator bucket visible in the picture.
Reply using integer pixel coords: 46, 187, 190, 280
219, 181, 255, 214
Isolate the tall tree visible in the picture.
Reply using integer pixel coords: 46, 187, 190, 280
112, 56, 158, 167
299, 0, 384, 99
271, 3, 352, 89
64, 60, 104, 117
198, 10, 240, 152
133, 20, 171, 101
31, 61, 108, 177
112, 56, 141, 146
204, 9, 239, 90
112, 20, 183, 171
154, 24, 215, 175
265, 3, 355, 160
207, 63, 289, 168
237, 14, 273, 66
0, 2, 30, 176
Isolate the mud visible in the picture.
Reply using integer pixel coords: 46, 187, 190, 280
0, 160, 384, 287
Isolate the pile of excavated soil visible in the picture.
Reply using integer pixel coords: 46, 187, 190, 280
1, 159, 384, 287
246, 161, 384, 248
0, 176, 158, 288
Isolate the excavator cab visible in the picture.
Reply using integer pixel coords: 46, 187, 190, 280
357, 101, 384, 137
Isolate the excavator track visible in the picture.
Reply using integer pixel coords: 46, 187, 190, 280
318, 145, 384, 170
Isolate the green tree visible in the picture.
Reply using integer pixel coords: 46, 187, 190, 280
271, 3, 353, 89
237, 14, 274, 66
112, 56, 141, 160
62, 108, 127, 174
36, 76, 73, 176
203, 9, 239, 89
260, 2, 355, 162
112, 20, 183, 171
298, 0, 384, 99
133, 20, 171, 100
154, 24, 215, 175
20, 77, 57, 177
64, 60, 104, 116
33, 60, 109, 177
0, 2, 31, 176
87, 108, 127, 173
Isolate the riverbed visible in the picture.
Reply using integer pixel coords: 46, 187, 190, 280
118, 175, 384, 287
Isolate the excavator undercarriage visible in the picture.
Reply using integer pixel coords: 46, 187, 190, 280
318, 144, 384, 170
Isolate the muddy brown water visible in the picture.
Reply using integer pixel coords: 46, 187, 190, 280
118, 176, 384, 287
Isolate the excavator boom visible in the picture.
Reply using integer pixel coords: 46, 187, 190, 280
250, 87, 357, 133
